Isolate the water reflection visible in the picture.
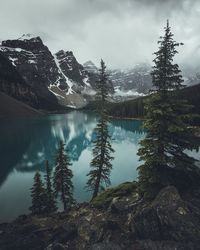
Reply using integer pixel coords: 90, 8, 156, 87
0, 111, 145, 222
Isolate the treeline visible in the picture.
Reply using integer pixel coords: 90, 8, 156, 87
107, 83, 200, 123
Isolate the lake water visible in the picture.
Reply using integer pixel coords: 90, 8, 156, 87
1, 111, 199, 223
0, 111, 145, 222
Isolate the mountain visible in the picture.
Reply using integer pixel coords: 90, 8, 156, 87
110, 63, 152, 94
0, 34, 95, 109
107, 83, 200, 123
83, 61, 152, 101
83, 61, 98, 74
0, 91, 41, 118
0, 34, 63, 110
0, 52, 39, 108
50, 50, 96, 108
0, 34, 153, 110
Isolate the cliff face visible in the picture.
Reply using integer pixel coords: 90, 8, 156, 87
0, 184, 200, 250
0, 35, 62, 109
55, 50, 91, 92
0, 52, 38, 108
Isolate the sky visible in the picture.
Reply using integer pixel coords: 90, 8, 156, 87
0, 0, 199, 69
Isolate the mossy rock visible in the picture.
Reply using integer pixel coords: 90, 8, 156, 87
91, 182, 137, 208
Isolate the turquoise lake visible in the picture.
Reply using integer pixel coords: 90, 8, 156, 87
0, 111, 199, 223
0, 111, 145, 222
9, 110, 200, 223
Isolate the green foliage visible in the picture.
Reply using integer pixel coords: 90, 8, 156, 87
91, 182, 137, 208
29, 171, 47, 215
53, 140, 74, 211
44, 160, 57, 213
137, 21, 200, 199
86, 60, 115, 199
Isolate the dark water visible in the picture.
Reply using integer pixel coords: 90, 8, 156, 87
0, 111, 147, 222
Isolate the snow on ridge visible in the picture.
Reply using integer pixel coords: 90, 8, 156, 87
54, 54, 74, 94
0, 46, 36, 57
18, 34, 38, 41
83, 76, 91, 87
8, 56, 18, 66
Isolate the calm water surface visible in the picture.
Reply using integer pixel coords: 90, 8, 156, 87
0, 111, 156, 222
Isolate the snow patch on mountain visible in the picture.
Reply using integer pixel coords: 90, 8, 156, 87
53, 54, 74, 94
114, 86, 146, 97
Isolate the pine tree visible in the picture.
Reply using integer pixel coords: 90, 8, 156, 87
30, 171, 47, 215
137, 21, 200, 199
86, 59, 115, 199
44, 160, 57, 213
53, 141, 74, 211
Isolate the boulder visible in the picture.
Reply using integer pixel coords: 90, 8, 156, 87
131, 186, 200, 242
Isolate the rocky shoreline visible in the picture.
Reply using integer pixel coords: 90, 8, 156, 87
0, 183, 200, 250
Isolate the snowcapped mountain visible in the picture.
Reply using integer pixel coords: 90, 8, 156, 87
109, 63, 152, 94
0, 34, 63, 109
83, 61, 152, 101
0, 52, 38, 108
0, 34, 152, 110
0, 35, 95, 109
83, 61, 98, 73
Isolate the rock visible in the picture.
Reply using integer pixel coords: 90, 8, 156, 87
131, 186, 200, 242
78, 218, 103, 242
46, 243, 68, 250
110, 197, 127, 213
0, 36, 96, 110
0, 53, 38, 108
1, 184, 200, 250
52, 223, 77, 242
137, 239, 199, 250
90, 242, 122, 250
0, 36, 61, 110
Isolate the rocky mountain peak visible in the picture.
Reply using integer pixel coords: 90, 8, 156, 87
1, 35, 44, 52
55, 50, 89, 87
18, 34, 41, 42
83, 60, 98, 73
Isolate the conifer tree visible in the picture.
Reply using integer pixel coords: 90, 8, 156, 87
137, 21, 200, 199
86, 59, 115, 199
30, 171, 47, 215
44, 160, 57, 213
53, 141, 74, 211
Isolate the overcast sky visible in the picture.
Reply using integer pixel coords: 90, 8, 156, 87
0, 0, 199, 69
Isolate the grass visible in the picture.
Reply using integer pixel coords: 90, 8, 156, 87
91, 182, 137, 208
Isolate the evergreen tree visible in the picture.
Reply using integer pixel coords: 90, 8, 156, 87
30, 171, 47, 215
53, 141, 74, 211
44, 160, 57, 213
86, 59, 115, 199
137, 21, 200, 199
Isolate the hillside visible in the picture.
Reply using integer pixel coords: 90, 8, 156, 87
0, 92, 42, 118
107, 84, 200, 120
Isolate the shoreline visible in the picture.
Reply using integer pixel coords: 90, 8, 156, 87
108, 115, 144, 121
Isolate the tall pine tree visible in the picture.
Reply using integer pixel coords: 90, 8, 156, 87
53, 141, 74, 211
44, 160, 57, 213
30, 171, 47, 215
137, 21, 200, 199
86, 59, 115, 199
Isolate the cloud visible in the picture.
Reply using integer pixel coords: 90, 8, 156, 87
0, 0, 199, 69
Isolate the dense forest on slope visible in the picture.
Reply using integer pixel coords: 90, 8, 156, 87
106, 84, 200, 121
